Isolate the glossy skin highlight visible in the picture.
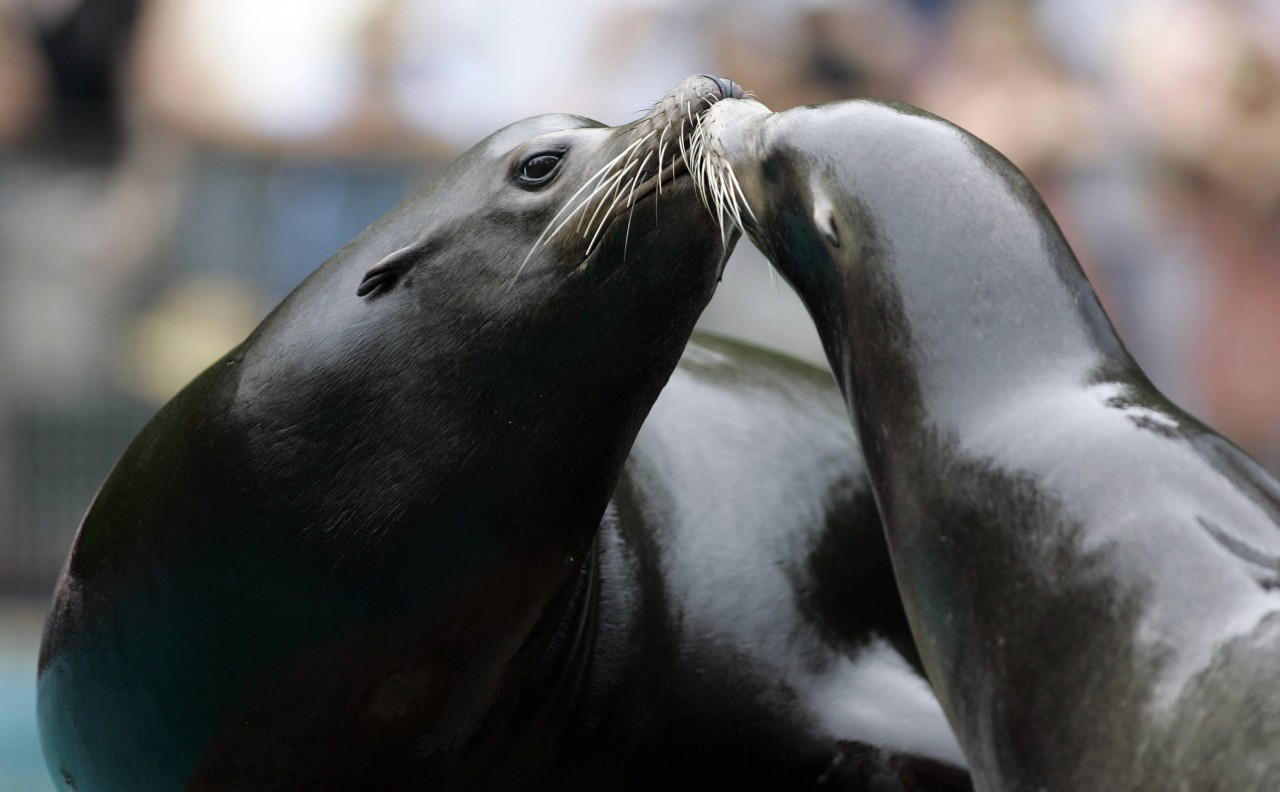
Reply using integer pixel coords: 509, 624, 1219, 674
38, 76, 739, 790
561, 333, 970, 791
703, 97, 1280, 790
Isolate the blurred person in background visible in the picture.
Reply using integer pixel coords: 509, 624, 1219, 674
1107, 0, 1280, 471
0, 0, 152, 594
1, 4, 149, 788
1033, 0, 1280, 470
0, 0, 48, 589
0, 1, 46, 149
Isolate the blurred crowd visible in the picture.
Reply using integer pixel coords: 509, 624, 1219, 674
1, 0, 1278, 593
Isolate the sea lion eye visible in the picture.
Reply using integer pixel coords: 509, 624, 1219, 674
518, 153, 563, 186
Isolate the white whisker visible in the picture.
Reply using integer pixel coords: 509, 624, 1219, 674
573, 134, 652, 234
512, 140, 649, 284
579, 162, 637, 241
618, 150, 656, 262
522, 84, 741, 281
625, 152, 653, 209
656, 123, 670, 196
584, 174, 638, 258
575, 166, 630, 236
528, 138, 643, 242
550, 168, 628, 244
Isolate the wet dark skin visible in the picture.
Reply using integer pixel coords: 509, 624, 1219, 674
702, 97, 1280, 790
552, 333, 969, 790
38, 78, 972, 791
39, 76, 739, 790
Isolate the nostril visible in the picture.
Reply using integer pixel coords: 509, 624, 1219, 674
698, 74, 744, 101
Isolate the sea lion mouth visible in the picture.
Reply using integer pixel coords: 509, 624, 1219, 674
525, 75, 744, 274
687, 96, 774, 246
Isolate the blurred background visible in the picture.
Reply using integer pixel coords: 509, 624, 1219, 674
2, 0, 1278, 787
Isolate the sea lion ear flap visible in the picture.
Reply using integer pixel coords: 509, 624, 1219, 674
813, 192, 841, 249
357, 245, 418, 297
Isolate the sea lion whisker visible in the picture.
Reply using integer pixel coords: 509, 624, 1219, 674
584, 153, 659, 259
710, 158, 734, 248
688, 128, 722, 236
571, 135, 650, 235
592, 175, 635, 242
712, 156, 744, 244
710, 173, 730, 247
695, 146, 715, 227
694, 113, 773, 311
693, 127, 717, 213
578, 162, 638, 242
690, 122, 714, 200
688, 117, 755, 248
575, 178, 634, 264
616, 136, 651, 203
625, 151, 654, 209
574, 166, 632, 237
518, 138, 648, 279
583, 176, 639, 261
620, 151, 655, 262
721, 170, 742, 248
676, 133, 691, 192
553, 102, 721, 270
531, 140, 646, 258
656, 123, 671, 196
575, 130, 655, 233
699, 117, 752, 227
521, 128, 656, 280
725, 160, 756, 225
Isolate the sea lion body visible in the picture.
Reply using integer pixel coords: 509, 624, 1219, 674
557, 332, 968, 790
698, 98, 1280, 789
38, 77, 971, 790
38, 76, 740, 789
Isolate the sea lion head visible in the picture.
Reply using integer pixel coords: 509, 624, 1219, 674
227, 74, 748, 557
688, 96, 851, 298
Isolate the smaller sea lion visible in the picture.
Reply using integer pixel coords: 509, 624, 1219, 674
694, 96, 1280, 790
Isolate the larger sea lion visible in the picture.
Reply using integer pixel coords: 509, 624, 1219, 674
695, 97, 1280, 789
37, 77, 971, 790
37, 75, 742, 789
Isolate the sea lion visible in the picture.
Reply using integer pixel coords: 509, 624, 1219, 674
694, 97, 1280, 789
38, 75, 972, 790
550, 332, 969, 790
37, 75, 743, 790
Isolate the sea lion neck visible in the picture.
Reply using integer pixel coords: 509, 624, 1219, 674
793, 103, 1133, 446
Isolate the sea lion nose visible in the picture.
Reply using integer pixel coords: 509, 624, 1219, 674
700, 74, 744, 101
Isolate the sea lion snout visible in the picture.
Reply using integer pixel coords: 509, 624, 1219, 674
652, 75, 743, 130
699, 74, 745, 101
